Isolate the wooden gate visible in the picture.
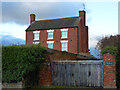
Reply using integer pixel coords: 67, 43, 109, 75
52, 60, 103, 87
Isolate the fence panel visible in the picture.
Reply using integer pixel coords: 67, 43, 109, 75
52, 60, 103, 87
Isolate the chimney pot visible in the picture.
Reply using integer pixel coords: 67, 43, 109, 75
30, 14, 35, 24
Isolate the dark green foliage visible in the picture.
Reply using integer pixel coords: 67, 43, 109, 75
2, 44, 46, 85
101, 46, 118, 57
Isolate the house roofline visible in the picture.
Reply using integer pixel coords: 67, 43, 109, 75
25, 26, 79, 31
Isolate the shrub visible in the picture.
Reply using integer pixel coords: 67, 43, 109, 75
101, 46, 118, 57
2, 44, 46, 87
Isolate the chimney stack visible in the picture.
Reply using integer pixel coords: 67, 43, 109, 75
30, 14, 35, 24
79, 10, 86, 26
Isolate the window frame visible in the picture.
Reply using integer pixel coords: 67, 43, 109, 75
61, 40, 68, 51
47, 41, 54, 49
61, 29, 68, 39
47, 30, 54, 40
33, 31, 40, 40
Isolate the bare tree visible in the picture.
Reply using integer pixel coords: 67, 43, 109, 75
96, 35, 120, 51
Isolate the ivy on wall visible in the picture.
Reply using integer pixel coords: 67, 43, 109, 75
2, 44, 46, 86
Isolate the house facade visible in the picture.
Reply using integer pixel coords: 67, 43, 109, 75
26, 11, 88, 54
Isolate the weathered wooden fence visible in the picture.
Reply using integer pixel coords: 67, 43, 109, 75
52, 60, 103, 87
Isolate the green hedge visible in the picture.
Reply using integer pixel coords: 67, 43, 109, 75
2, 44, 46, 84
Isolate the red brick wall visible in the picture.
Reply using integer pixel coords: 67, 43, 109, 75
26, 26, 88, 54
83, 26, 88, 53
103, 53, 116, 88
26, 27, 79, 54
53, 29, 61, 51
39, 64, 52, 86
26, 31, 34, 44
46, 48, 77, 61
68, 28, 78, 53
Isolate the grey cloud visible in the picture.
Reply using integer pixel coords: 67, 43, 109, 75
90, 35, 102, 41
2, 2, 86, 25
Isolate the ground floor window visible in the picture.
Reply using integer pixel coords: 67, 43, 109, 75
47, 41, 54, 49
61, 40, 68, 51
48, 43, 53, 49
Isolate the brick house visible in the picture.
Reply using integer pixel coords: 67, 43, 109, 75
26, 10, 88, 54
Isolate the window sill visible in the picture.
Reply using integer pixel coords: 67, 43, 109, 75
33, 39, 39, 41
33, 42, 40, 44
47, 38, 53, 40
61, 37, 67, 39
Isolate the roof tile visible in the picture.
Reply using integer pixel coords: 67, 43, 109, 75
26, 17, 81, 31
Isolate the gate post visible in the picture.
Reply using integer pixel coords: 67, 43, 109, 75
103, 53, 116, 88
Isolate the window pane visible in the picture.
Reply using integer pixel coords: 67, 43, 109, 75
62, 42, 68, 51
34, 33, 39, 40
48, 43, 53, 49
48, 32, 53, 39
62, 31, 67, 38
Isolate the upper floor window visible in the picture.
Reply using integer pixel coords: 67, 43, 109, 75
61, 29, 68, 39
47, 30, 54, 39
61, 40, 68, 51
33, 31, 40, 40
47, 41, 54, 49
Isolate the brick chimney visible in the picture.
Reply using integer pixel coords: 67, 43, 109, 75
79, 11, 86, 26
30, 14, 35, 24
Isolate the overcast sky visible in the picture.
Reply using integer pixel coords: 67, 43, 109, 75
0, 1, 118, 48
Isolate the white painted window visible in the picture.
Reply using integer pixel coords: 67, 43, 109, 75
33, 31, 40, 40
61, 40, 68, 51
61, 29, 68, 38
33, 42, 40, 44
47, 30, 54, 39
47, 41, 54, 49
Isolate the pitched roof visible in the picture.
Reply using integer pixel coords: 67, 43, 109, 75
26, 17, 81, 31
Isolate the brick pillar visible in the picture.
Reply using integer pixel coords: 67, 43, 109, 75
39, 63, 52, 86
103, 53, 116, 88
